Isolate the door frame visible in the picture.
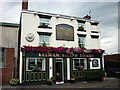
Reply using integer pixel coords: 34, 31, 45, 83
55, 58, 64, 83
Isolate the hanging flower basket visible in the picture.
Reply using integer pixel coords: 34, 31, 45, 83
21, 45, 104, 55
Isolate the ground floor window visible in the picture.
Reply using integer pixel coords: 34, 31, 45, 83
90, 58, 101, 69
26, 58, 46, 71
73, 58, 87, 70
0, 48, 5, 68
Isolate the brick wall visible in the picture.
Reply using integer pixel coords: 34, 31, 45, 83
104, 54, 120, 61
0, 48, 15, 84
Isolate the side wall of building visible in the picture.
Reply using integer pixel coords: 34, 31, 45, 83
0, 48, 15, 84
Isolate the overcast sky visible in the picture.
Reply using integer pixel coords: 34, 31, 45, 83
0, 0, 119, 54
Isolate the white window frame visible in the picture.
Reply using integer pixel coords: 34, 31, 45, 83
78, 23, 85, 29
39, 35, 50, 46
78, 37, 85, 48
39, 18, 50, 27
89, 58, 101, 69
73, 58, 87, 70
26, 58, 46, 71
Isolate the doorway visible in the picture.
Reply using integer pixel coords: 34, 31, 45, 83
55, 58, 64, 84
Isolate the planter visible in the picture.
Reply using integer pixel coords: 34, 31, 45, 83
70, 77, 75, 83
47, 81, 52, 85
33, 70, 40, 72
52, 80, 56, 84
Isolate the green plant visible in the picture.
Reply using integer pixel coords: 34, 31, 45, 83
33, 64, 40, 72
40, 23, 48, 27
70, 74, 76, 83
9, 78, 20, 86
47, 79, 52, 85
71, 74, 75, 78
79, 25, 84, 30
43, 41, 47, 46
85, 70, 105, 79
51, 77, 55, 81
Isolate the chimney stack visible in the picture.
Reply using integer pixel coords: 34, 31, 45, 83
83, 14, 91, 19
22, 0, 28, 10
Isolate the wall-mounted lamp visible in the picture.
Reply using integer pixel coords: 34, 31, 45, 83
34, 12, 37, 15
56, 15, 60, 18
70, 17, 74, 21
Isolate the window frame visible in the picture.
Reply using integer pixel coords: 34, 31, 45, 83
73, 58, 87, 70
26, 58, 46, 71
78, 36, 85, 48
39, 18, 51, 27
78, 22, 85, 30
89, 58, 101, 69
39, 35, 50, 46
0, 48, 6, 68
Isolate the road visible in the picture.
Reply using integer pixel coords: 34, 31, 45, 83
1, 77, 120, 89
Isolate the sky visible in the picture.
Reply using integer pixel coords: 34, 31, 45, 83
0, 0, 119, 54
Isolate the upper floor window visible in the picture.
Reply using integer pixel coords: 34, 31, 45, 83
38, 14, 52, 28
39, 18, 50, 28
78, 37, 85, 48
77, 20, 86, 31
39, 35, 50, 46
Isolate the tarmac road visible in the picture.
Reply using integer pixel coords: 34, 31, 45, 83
1, 77, 120, 89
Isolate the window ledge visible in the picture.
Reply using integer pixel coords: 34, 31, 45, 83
38, 26, 52, 29
77, 29, 86, 32
91, 31, 98, 33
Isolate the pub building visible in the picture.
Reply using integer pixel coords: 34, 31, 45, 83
18, 9, 105, 84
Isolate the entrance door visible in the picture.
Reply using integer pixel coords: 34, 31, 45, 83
55, 59, 64, 83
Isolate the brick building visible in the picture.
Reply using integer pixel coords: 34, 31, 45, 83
0, 22, 19, 84
104, 54, 120, 77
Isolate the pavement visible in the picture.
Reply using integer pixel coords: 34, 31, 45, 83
1, 77, 120, 89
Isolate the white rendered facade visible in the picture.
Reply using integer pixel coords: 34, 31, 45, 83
19, 10, 103, 83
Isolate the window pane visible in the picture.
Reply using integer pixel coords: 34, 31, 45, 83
80, 59, 84, 67
78, 37, 85, 48
0, 48, 5, 68
46, 43, 49, 46
45, 36, 49, 42
80, 37, 85, 44
40, 18, 50, 26
28, 59, 35, 70
39, 35, 50, 46
37, 59, 42, 71
73, 59, 79, 69
40, 36, 44, 42
37, 58, 45, 71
